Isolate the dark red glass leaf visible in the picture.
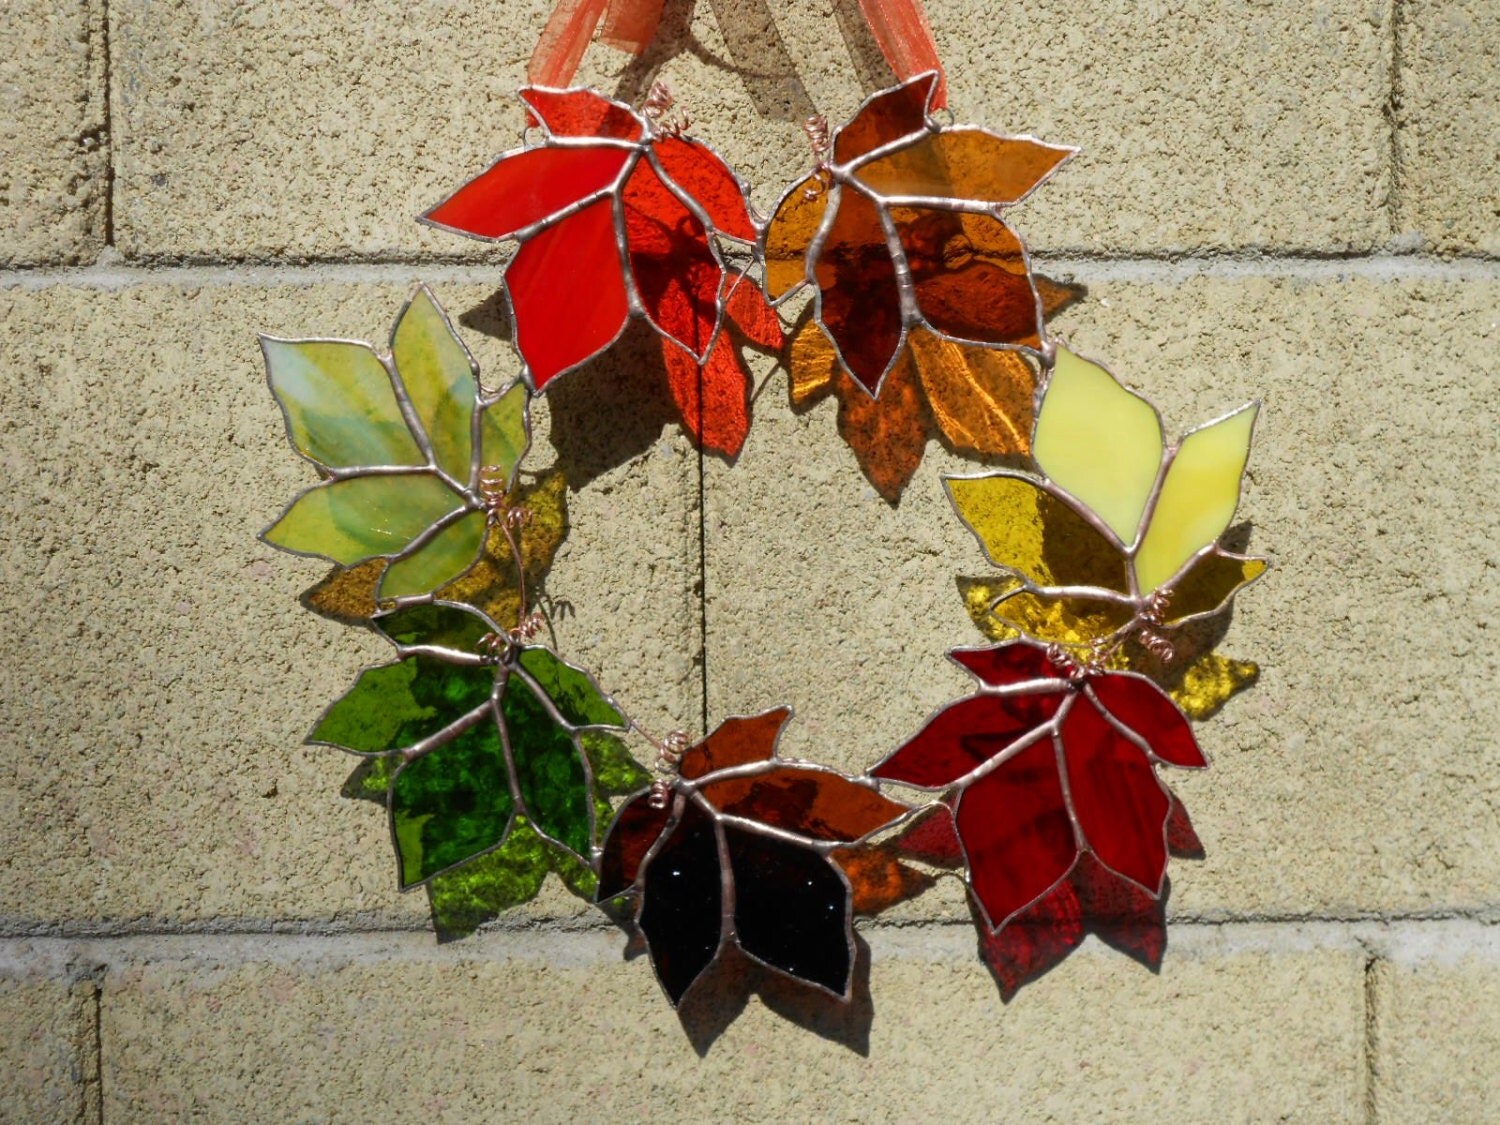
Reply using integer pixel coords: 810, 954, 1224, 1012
678, 708, 789, 781
597, 791, 672, 900
978, 870, 1082, 998
1060, 695, 1170, 893
520, 87, 644, 140
1166, 791, 1205, 858
623, 159, 722, 361
507, 198, 629, 388
660, 333, 751, 458
813, 187, 905, 394
833, 73, 937, 165
955, 736, 1077, 928
1089, 674, 1207, 768
700, 765, 907, 843
725, 277, 784, 351
638, 799, 723, 1005
871, 692, 1064, 789
892, 804, 964, 868
653, 138, 756, 242
895, 208, 1040, 347
425, 146, 630, 240
950, 642, 1062, 688
725, 825, 853, 997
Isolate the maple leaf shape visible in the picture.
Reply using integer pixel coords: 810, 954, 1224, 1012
596, 708, 911, 1006
260, 286, 530, 603
762, 72, 1074, 396
947, 345, 1266, 654
871, 641, 1206, 933
311, 600, 633, 889
422, 86, 771, 458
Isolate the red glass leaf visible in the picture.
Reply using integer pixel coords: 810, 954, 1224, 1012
597, 791, 672, 900
507, 198, 629, 388
700, 765, 907, 843
1060, 695, 1170, 893
978, 870, 1082, 998
892, 804, 964, 868
623, 160, 722, 361
678, 707, 789, 781
520, 87, 644, 141
424, 146, 630, 240
1089, 674, 1207, 768
725, 277, 784, 351
653, 138, 757, 242
813, 188, 905, 394
956, 737, 1077, 928
871, 691, 1063, 789
833, 73, 937, 165
660, 333, 750, 458
950, 642, 1062, 688
895, 208, 1040, 347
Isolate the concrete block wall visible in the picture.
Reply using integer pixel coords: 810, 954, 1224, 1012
1, 1, 1496, 1120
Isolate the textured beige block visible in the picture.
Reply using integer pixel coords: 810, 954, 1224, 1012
1374, 940, 1500, 1121
111, 0, 1389, 261
101, 932, 1362, 1122
0, 954, 95, 1124
0, 0, 107, 265
1398, 1, 1500, 255
706, 275, 1500, 919
0, 280, 695, 927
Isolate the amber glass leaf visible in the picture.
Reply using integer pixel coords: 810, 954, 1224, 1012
895, 210, 1040, 347
832, 73, 937, 164
763, 175, 830, 302
787, 314, 837, 407
833, 845, 935, 915
813, 186, 904, 394
856, 129, 1074, 206
945, 474, 1130, 591
909, 329, 1034, 457
1166, 550, 1268, 623
678, 707, 789, 781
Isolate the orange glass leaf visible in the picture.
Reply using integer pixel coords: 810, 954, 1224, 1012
908, 329, 1034, 456
763, 175, 829, 301
814, 187, 905, 393
652, 138, 756, 241
623, 160, 721, 362
833, 844, 936, 915
660, 332, 751, 458
856, 129, 1073, 206
507, 198, 630, 388
833, 351, 929, 502
424, 146, 629, 240
725, 277, 784, 352
896, 208, 1039, 347
520, 87, 644, 140
678, 707, 790, 781
700, 765, 907, 843
833, 73, 937, 164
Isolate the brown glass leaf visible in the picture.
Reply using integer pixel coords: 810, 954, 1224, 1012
814, 187, 905, 394
700, 765, 907, 843
909, 329, 1034, 457
440, 470, 568, 627
1165, 550, 1268, 623
678, 707, 790, 781
856, 129, 1073, 206
763, 174, 829, 301
833, 844, 935, 916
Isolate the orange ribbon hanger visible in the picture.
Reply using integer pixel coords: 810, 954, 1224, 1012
527, 0, 946, 108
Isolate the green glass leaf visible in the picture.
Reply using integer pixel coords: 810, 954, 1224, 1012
426, 818, 551, 938
375, 601, 496, 653
263, 473, 464, 565
580, 730, 649, 794
340, 754, 398, 803
391, 287, 478, 484
391, 718, 514, 887
502, 674, 591, 858
378, 509, 488, 600
517, 647, 626, 729
546, 837, 599, 899
479, 382, 530, 486
310, 656, 494, 754
263, 338, 425, 470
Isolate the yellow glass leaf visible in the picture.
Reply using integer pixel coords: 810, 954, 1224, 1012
1165, 652, 1259, 721
763, 174, 828, 301
956, 575, 1026, 643
909, 329, 1034, 457
391, 286, 477, 484
788, 316, 837, 407
946, 474, 1130, 592
990, 589, 1134, 647
1166, 550, 1268, 623
1134, 403, 1258, 593
1032, 347, 1163, 545
378, 509, 488, 600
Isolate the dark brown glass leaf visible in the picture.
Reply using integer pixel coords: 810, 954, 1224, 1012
700, 765, 906, 843
597, 792, 673, 900
638, 799, 723, 1005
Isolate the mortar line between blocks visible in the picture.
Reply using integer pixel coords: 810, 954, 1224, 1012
8, 254, 1500, 292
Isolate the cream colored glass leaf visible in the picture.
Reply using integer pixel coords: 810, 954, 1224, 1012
1134, 402, 1258, 593
1032, 347, 1163, 544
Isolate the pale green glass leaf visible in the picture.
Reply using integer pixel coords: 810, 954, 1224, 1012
263, 338, 424, 470
391, 287, 477, 483
479, 382, 530, 487
379, 509, 488, 600
263, 473, 462, 564
1032, 347, 1163, 544
1134, 403, 1258, 593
